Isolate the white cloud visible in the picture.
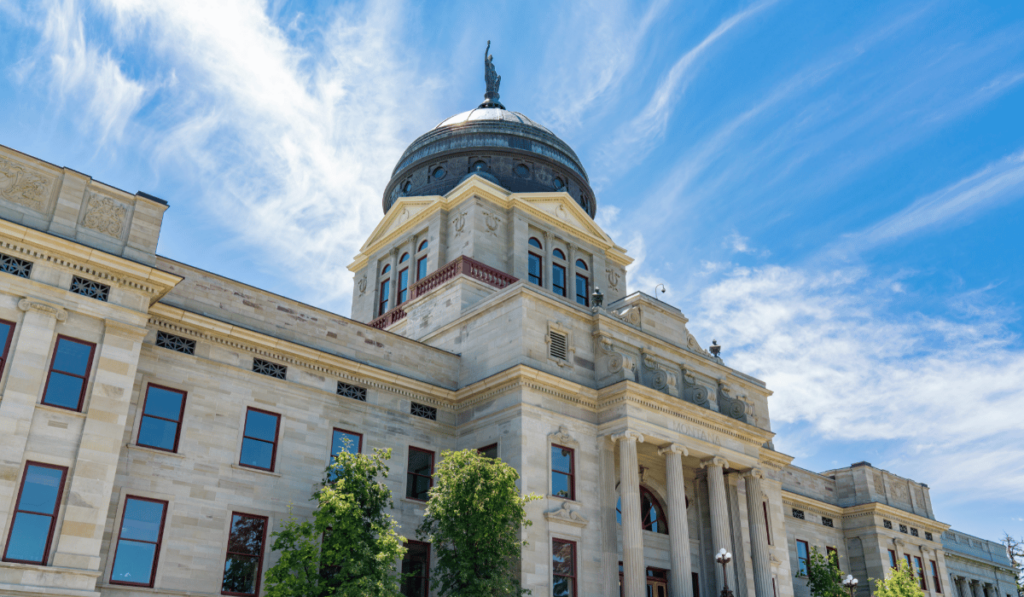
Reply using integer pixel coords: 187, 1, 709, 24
724, 232, 770, 257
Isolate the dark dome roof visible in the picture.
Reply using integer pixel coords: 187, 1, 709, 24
383, 106, 597, 218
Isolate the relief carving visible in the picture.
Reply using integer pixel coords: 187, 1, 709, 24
548, 425, 577, 446
891, 479, 911, 503
616, 305, 641, 326
544, 500, 588, 527
716, 380, 749, 423
606, 268, 621, 291
640, 352, 678, 397
357, 275, 367, 295
483, 211, 501, 237
681, 365, 711, 409
0, 157, 54, 210
595, 333, 636, 386
451, 211, 467, 237
82, 192, 129, 238
18, 298, 68, 321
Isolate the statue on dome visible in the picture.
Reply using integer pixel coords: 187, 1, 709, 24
481, 41, 505, 109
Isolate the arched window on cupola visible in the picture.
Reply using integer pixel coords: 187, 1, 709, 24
616, 486, 670, 534
528, 238, 543, 287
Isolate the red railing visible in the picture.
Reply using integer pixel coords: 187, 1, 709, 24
369, 256, 517, 330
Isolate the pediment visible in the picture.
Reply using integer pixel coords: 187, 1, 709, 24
513, 193, 612, 245
357, 197, 437, 253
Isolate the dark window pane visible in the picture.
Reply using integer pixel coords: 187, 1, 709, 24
240, 438, 274, 469
528, 253, 542, 286
553, 576, 572, 597
552, 472, 571, 498
411, 475, 431, 500
52, 339, 92, 374
408, 450, 432, 476
0, 322, 11, 351
5, 513, 51, 562
551, 446, 572, 473
529, 238, 542, 249
19, 465, 64, 514
138, 417, 178, 451
398, 269, 409, 303
331, 431, 361, 457
417, 258, 427, 280
479, 445, 498, 459
42, 372, 84, 409
553, 265, 566, 296
244, 411, 278, 442
143, 387, 184, 420
222, 554, 259, 594
227, 514, 267, 556
111, 540, 157, 584
576, 275, 588, 306
121, 499, 165, 542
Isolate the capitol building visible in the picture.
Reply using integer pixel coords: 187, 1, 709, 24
0, 50, 1015, 597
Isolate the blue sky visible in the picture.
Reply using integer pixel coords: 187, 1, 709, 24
1, 0, 1022, 542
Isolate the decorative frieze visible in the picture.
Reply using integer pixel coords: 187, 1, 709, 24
640, 352, 678, 398
544, 500, 588, 527
81, 192, 129, 239
681, 365, 711, 409
0, 156, 54, 210
716, 380, 749, 423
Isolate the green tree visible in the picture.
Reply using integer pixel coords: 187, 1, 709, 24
264, 447, 406, 597
872, 561, 925, 597
417, 449, 541, 597
805, 547, 846, 597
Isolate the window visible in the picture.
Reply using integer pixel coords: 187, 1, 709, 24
478, 444, 498, 459
575, 259, 588, 271
615, 487, 668, 534
888, 550, 897, 569
221, 513, 268, 596
418, 240, 428, 252
331, 429, 362, 458
252, 358, 286, 380
763, 502, 772, 544
406, 448, 434, 501
410, 402, 437, 420
792, 508, 805, 519
553, 263, 566, 296
797, 540, 809, 576
110, 497, 168, 587
552, 539, 577, 597
553, 248, 565, 260
0, 318, 14, 375
155, 331, 196, 355
528, 253, 542, 286
826, 546, 838, 565
930, 561, 942, 593
137, 384, 187, 452
904, 554, 913, 570
239, 408, 280, 472
575, 273, 589, 306
417, 256, 427, 281
70, 276, 110, 301
529, 237, 542, 249
400, 252, 409, 264
398, 268, 409, 304
42, 336, 95, 411
0, 252, 33, 278
336, 381, 367, 401
551, 444, 574, 499
914, 556, 927, 590
401, 540, 430, 597
3, 463, 67, 564
379, 278, 390, 315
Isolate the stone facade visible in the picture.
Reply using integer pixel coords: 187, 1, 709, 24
0, 137, 1014, 597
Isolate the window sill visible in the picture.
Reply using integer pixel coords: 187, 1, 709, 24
35, 403, 87, 418
127, 443, 186, 459
0, 560, 101, 577
548, 495, 581, 504
230, 463, 281, 477
400, 497, 429, 507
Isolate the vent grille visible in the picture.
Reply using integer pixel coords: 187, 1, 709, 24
822, 517, 834, 527
883, 519, 893, 529
156, 331, 196, 355
791, 509, 805, 520
337, 382, 367, 402
899, 524, 908, 534
70, 276, 110, 301
925, 532, 933, 541
410, 402, 437, 421
549, 331, 568, 361
253, 358, 287, 379
910, 527, 919, 537
0, 253, 33, 278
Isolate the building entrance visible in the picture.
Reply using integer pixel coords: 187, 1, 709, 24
646, 568, 669, 597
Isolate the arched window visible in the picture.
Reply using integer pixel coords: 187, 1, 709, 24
616, 487, 669, 534
553, 248, 565, 260
529, 237, 542, 249
418, 240, 428, 252
400, 253, 410, 264
575, 259, 588, 270
528, 238, 543, 287
382, 264, 391, 275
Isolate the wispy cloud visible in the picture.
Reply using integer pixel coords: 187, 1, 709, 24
724, 232, 769, 257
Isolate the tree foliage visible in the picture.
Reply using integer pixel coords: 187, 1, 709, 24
805, 547, 846, 597
264, 447, 406, 597
417, 449, 541, 597
1003, 533, 1024, 597
872, 561, 925, 597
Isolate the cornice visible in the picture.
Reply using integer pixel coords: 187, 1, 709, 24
782, 491, 847, 518
780, 494, 951, 533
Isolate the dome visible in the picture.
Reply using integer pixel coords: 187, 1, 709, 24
382, 46, 597, 218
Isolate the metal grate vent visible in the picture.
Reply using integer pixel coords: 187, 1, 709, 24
822, 517, 834, 527
910, 528, 919, 537
253, 358, 287, 380
549, 331, 568, 361
337, 382, 367, 402
156, 331, 196, 355
899, 524, 908, 534
0, 253, 33, 278
410, 402, 437, 421
792, 509, 805, 520
883, 519, 893, 529
925, 532, 933, 541
70, 276, 110, 301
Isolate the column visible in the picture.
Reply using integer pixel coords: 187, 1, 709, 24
659, 444, 694, 597
956, 577, 970, 597
971, 580, 984, 597
567, 243, 577, 303
613, 431, 645, 597
388, 247, 400, 309
744, 469, 772, 597
541, 230, 552, 291
703, 457, 734, 593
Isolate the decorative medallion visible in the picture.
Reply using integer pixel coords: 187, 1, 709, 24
451, 211, 467, 237
82, 192, 129, 238
357, 275, 367, 295
606, 268, 620, 290
483, 211, 501, 237
0, 157, 54, 210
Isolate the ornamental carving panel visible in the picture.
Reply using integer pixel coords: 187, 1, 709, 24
681, 366, 711, 408
606, 268, 620, 291
82, 192, 129, 238
891, 478, 910, 503
0, 157, 54, 211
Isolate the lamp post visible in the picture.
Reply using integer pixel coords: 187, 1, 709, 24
716, 548, 734, 597
843, 574, 859, 597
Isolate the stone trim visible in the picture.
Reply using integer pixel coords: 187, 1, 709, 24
18, 297, 68, 321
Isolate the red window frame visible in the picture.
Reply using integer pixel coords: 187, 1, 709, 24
239, 407, 280, 472
889, 550, 897, 569
418, 240, 428, 252
763, 502, 772, 545
398, 268, 410, 304
553, 263, 567, 296
379, 278, 391, 315
552, 538, 578, 597
2, 462, 67, 565
797, 540, 810, 575
931, 560, 942, 593
0, 318, 15, 376
402, 540, 431, 597
528, 252, 543, 286
109, 496, 168, 587
221, 512, 269, 597
551, 444, 575, 500
331, 428, 363, 457
406, 447, 434, 502
477, 443, 498, 459
136, 384, 187, 453
417, 256, 427, 281
41, 335, 96, 412
575, 273, 589, 306
914, 556, 927, 590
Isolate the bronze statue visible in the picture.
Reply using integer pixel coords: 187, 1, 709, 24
481, 41, 505, 109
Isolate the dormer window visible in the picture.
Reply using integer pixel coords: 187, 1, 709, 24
379, 264, 391, 315
528, 238, 543, 287
575, 259, 589, 307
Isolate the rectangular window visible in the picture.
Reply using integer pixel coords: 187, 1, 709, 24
551, 444, 575, 500
826, 546, 838, 565
575, 274, 588, 306
401, 540, 430, 597
914, 556, 927, 590
904, 554, 913, 571
931, 560, 942, 593
478, 444, 498, 459
552, 539, 577, 597
693, 573, 700, 597
796, 540, 809, 576
528, 253, 542, 286
239, 408, 280, 472
221, 513, 268, 596
41, 336, 95, 411
763, 502, 772, 545
0, 319, 14, 375
417, 257, 427, 281
137, 384, 187, 452
888, 550, 897, 569
3, 462, 67, 565
398, 268, 409, 304
406, 447, 434, 501
331, 429, 362, 459
110, 497, 168, 586
379, 279, 390, 315
552, 263, 566, 296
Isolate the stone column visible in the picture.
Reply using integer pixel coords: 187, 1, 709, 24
659, 444, 693, 597
703, 456, 733, 593
971, 580, 984, 597
613, 431, 645, 597
956, 576, 969, 597
567, 243, 577, 303
744, 469, 772, 597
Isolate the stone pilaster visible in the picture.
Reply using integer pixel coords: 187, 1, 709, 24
659, 444, 693, 597
744, 468, 772, 597
703, 456, 734, 593
567, 243, 577, 302
541, 230, 552, 291
613, 431, 645, 597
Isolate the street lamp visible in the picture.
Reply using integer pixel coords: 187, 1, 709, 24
716, 548, 734, 597
843, 574, 859, 597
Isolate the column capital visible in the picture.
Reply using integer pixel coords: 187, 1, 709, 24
18, 297, 68, 321
701, 456, 729, 469
658, 443, 689, 457
611, 430, 644, 444
743, 467, 765, 480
